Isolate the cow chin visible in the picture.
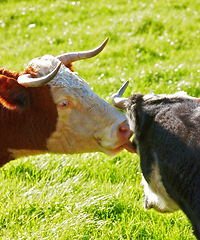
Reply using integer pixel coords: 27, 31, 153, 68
142, 173, 180, 213
145, 195, 177, 213
98, 139, 135, 156
102, 145, 125, 156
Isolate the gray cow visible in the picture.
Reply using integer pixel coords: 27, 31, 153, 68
112, 81, 200, 239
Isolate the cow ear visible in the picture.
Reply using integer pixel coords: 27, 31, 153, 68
133, 94, 153, 138
0, 75, 30, 110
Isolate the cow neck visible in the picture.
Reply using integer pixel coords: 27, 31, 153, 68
0, 85, 58, 166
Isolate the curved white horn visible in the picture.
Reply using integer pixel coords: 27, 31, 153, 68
112, 81, 129, 110
57, 38, 109, 66
18, 62, 62, 87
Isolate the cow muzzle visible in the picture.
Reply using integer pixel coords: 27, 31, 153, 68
117, 121, 136, 153
95, 120, 136, 155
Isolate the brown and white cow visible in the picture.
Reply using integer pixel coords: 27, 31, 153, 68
0, 39, 134, 167
112, 81, 200, 239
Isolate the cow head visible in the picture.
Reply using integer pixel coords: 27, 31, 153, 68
112, 82, 198, 212
0, 39, 135, 158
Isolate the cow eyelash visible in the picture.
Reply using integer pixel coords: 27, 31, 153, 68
57, 100, 69, 109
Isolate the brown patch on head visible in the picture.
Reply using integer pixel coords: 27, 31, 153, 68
65, 63, 74, 72
0, 85, 58, 166
0, 75, 30, 110
22, 65, 38, 77
0, 68, 19, 80
22, 62, 75, 77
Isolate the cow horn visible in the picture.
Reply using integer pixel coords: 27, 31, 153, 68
18, 62, 62, 87
112, 81, 129, 110
57, 38, 109, 66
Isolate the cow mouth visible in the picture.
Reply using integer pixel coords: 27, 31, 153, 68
113, 132, 137, 154
122, 140, 137, 153
105, 139, 136, 155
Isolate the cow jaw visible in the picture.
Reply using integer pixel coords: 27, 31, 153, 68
122, 141, 137, 153
142, 163, 180, 213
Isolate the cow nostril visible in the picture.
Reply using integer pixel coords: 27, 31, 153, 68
118, 123, 132, 140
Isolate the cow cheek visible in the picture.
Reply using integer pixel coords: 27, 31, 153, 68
141, 165, 180, 213
46, 108, 72, 153
46, 108, 101, 153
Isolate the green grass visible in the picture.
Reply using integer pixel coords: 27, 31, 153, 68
0, 0, 199, 239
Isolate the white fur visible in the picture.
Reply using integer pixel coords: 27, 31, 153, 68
142, 152, 180, 213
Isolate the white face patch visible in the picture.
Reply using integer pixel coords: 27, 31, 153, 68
142, 163, 180, 213
25, 55, 128, 155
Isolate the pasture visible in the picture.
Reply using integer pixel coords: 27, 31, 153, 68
0, 0, 199, 239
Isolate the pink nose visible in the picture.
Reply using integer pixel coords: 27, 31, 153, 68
117, 121, 132, 143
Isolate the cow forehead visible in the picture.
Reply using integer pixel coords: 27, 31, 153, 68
27, 55, 92, 92
27, 55, 123, 114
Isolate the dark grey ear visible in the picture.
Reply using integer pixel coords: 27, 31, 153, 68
128, 93, 153, 138
128, 94, 155, 182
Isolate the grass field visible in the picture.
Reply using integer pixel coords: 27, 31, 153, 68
0, 0, 199, 239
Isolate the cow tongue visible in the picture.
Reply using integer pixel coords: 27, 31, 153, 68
122, 140, 136, 153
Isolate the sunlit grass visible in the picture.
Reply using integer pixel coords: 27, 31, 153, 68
0, 0, 199, 239
0, 153, 194, 239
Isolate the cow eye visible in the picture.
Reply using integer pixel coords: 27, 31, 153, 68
57, 100, 69, 109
